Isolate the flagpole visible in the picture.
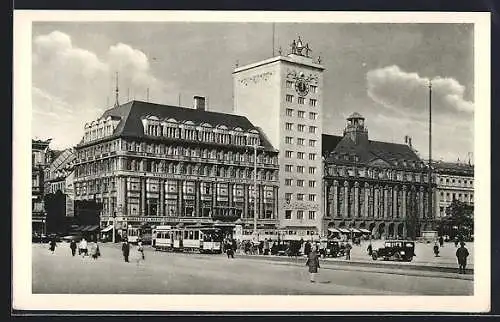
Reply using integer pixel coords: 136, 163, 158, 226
428, 80, 433, 229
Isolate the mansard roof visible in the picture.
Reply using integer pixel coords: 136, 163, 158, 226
323, 133, 425, 169
432, 161, 474, 176
85, 100, 276, 151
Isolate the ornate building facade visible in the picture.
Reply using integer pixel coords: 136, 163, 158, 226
433, 161, 474, 218
323, 113, 436, 239
73, 99, 280, 238
233, 37, 324, 238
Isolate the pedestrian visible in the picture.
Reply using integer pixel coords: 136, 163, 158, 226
456, 241, 470, 274
264, 238, 270, 255
49, 237, 57, 254
90, 242, 99, 260
70, 239, 77, 256
433, 242, 440, 257
345, 242, 352, 260
367, 243, 373, 256
305, 246, 320, 283
79, 238, 88, 257
304, 241, 312, 256
439, 236, 444, 247
122, 239, 130, 263
454, 237, 459, 248
137, 239, 145, 261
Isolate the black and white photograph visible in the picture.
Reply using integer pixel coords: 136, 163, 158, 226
13, 11, 490, 312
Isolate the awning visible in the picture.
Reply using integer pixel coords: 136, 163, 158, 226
338, 228, 351, 233
359, 228, 371, 234
80, 225, 91, 231
101, 225, 113, 233
350, 228, 362, 233
86, 225, 99, 232
328, 228, 341, 233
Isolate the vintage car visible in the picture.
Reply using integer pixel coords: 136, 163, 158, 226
371, 240, 415, 262
321, 240, 345, 258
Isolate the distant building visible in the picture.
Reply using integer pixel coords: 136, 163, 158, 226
433, 161, 474, 218
73, 98, 279, 239
233, 36, 324, 239
322, 113, 436, 239
32, 139, 52, 234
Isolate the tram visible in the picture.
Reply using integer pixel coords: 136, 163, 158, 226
152, 225, 224, 254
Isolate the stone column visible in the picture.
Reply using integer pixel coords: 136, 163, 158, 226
259, 185, 264, 220
141, 177, 146, 217
159, 179, 165, 217
354, 182, 359, 218
274, 186, 279, 220
333, 180, 338, 218
383, 186, 389, 219
244, 184, 249, 219
402, 185, 407, 219
374, 186, 379, 218
364, 182, 370, 218
344, 181, 349, 219
419, 187, 424, 219
393, 186, 398, 218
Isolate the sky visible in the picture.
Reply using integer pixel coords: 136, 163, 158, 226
31, 22, 474, 162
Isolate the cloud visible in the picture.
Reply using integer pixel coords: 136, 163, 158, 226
32, 31, 176, 148
366, 65, 474, 116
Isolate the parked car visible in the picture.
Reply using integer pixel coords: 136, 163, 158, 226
371, 240, 415, 262
323, 240, 345, 258
32, 233, 48, 243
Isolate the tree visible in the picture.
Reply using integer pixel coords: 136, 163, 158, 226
437, 200, 474, 239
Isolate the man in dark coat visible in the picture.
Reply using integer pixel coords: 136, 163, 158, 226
439, 236, 444, 247
49, 237, 57, 254
69, 240, 77, 256
345, 242, 352, 260
306, 248, 320, 283
304, 241, 312, 256
122, 240, 130, 263
367, 243, 373, 256
456, 241, 470, 274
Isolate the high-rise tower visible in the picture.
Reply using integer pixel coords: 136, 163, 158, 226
233, 37, 325, 237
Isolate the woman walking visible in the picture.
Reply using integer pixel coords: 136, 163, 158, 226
49, 237, 57, 254
305, 247, 320, 283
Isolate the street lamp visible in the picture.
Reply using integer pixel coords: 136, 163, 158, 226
112, 211, 116, 243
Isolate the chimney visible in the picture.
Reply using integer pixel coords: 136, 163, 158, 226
193, 96, 206, 111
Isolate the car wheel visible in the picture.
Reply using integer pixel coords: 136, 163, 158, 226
407, 256, 413, 262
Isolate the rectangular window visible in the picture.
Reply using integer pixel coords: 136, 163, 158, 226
285, 136, 293, 144
309, 167, 316, 174
285, 210, 292, 219
309, 153, 316, 161
308, 194, 316, 202
309, 112, 317, 120
286, 80, 294, 89
297, 110, 305, 118
298, 97, 305, 104
297, 180, 304, 187
297, 210, 304, 220
309, 180, 316, 188
285, 165, 293, 172
309, 99, 317, 107
286, 95, 293, 103
297, 138, 305, 146
297, 193, 304, 201
308, 211, 316, 220
310, 85, 317, 93
285, 179, 293, 186
297, 152, 305, 160
286, 108, 293, 116
309, 126, 317, 134
285, 193, 293, 201
296, 165, 304, 173
297, 124, 305, 132
285, 150, 293, 158
309, 139, 316, 147
285, 123, 293, 131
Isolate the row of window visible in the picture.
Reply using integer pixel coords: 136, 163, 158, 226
284, 165, 317, 174
285, 123, 317, 134
285, 95, 317, 107
285, 81, 318, 94
285, 193, 317, 202
439, 177, 474, 186
284, 210, 316, 220
285, 137, 317, 147
285, 151, 317, 161
439, 191, 474, 203
284, 179, 317, 188
285, 109, 318, 120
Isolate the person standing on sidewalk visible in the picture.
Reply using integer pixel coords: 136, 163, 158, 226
433, 241, 440, 257
49, 237, 57, 254
122, 239, 130, 263
439, 236, 444, 247
345, 242, 352, 260
70, 239, 77, 256
456, 241, 470, 274
367, 242, 373, 256
305, 247, 320, 283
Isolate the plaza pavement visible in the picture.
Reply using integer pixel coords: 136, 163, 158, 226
32, 242, 473, 295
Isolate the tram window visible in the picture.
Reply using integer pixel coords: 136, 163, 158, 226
194, 231, 199, 239
184, 231, 189, 239
189, 231, 194, 239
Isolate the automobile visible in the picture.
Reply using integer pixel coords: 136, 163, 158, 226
61, 234, 83, 243
32, 233, 48, 243
371, 240, 415, 262
323, 240, 345, 258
